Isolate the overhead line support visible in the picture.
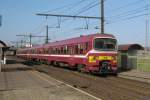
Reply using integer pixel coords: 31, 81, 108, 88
36, 13, 100, 19
101, 0, 105, 34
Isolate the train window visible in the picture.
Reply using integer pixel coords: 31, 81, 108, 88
59, 48, 61, 54
51, 48, 54, 54
68, 46, 72, 54
45, 48, 48, 54
85, 42, 88, 50
80, 44, 83, 54
63, 46, 67, 54
61, 47, 63, 54
75, 45, 78, 54
94, 38, 117, 51
55, 48, 57, 54
48, 48, 51, 54
72, 46, 75, 54
63, 46, 65, 54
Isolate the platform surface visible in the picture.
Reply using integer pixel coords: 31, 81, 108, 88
0, 63, 98, 100
119, 69, 150, 83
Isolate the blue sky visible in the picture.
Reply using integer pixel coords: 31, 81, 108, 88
0, 0, 150, 47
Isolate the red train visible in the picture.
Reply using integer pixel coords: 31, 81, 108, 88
17, 33, 118, 74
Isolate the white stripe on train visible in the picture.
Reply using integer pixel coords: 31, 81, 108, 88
17, 49, 117, 58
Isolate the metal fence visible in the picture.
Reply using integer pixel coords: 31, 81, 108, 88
118, 50, 150, 72
136, 51, 150, 72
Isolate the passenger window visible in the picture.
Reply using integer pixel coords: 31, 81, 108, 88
85, 42, 88, 50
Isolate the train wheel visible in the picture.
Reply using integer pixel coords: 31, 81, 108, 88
77, 64, 85, 72
53, 61, 59, 67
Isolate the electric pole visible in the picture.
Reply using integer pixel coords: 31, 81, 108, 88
101, 0, 104, 34
46, 25, 49, 44
145, 5, 149, 52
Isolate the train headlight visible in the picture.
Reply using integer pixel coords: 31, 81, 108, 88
88, 56, 97, 63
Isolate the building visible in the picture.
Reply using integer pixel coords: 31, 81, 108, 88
118, 44, 144, 70
0, 40, 8, 60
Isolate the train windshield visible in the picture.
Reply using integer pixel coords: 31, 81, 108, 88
94, 38, 117, 51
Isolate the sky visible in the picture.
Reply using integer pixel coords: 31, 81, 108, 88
0, 0, 150, 47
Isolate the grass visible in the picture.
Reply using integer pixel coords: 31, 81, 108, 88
137, 62, 150, 72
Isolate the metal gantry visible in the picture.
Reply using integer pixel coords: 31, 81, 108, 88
36, 14, 101, 40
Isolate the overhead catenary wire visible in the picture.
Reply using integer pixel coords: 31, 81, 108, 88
34, 0, 105, 42
75, 0, 100, 15
106, 5, 150, 19
41, 0, 101, 30
108, 0, 145, 12
56, 0, 104, 35
29, 0, 88, 35
106, 12, 150, 25
41, 0, 87, 14
106, 1, 150, 24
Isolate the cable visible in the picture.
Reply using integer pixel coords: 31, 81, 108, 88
107, 12, 150, 24
57, 0, 101, 27
29, 0, 88, 35
75, 0, 106, 15
108, 0, 145, 12
44, 0, 100, 29
76, 2, 100, 15
107, 6, 147, 18
42, 0, 87, 14
107, 5, 150, 21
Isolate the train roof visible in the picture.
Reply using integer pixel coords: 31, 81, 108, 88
44, 33, 115, 47
18, 33, 116, 51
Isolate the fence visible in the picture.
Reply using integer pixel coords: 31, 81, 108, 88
118, 50, 150, 72
136, 51, 150, 72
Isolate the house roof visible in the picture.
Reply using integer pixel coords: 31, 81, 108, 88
118, 44, 144, 51
0, 40, 7, 47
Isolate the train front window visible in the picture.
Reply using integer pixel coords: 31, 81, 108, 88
94, 38, 117, 51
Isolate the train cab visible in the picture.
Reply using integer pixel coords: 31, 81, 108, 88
86, 37, 118, 74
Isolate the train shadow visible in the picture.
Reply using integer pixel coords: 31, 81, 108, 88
22, 60, 41, 66
2, 58, 34, 72
20, 60, 117, 78
117, 67, 132, 73
6, 59, 22, 64
2, 67, 34, 72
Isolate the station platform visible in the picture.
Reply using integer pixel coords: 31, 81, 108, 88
119, 69, 150, 83
0, 62, 98, 100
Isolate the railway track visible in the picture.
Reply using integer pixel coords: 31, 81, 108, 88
8, 56, 150, 100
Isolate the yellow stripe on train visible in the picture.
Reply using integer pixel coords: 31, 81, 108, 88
97, 56, 113, 60
89, 56, 113, 63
